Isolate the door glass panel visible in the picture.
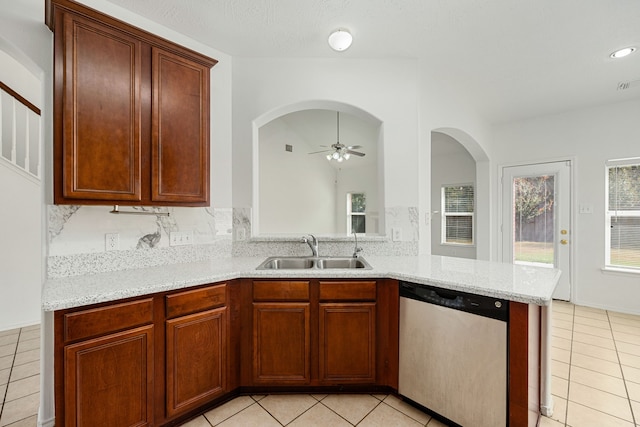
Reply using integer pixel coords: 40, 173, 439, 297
513, 175, 555, 266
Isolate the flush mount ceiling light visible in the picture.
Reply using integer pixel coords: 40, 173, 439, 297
328, 29, 353, 52
610, 47, 637, 59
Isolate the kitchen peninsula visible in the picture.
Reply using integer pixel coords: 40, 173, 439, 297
43, 255, 560, 427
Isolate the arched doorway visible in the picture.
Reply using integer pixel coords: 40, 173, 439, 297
431, 128, 490, 260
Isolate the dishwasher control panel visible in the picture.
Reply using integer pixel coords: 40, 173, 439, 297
399, 281, 508, 322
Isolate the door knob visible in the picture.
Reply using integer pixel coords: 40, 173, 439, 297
560, 239, 568, 245
561, 229, 568, 235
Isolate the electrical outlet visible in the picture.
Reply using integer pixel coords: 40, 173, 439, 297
392, 228, 403, 242
105, 233, 119, 251
170, 231, 193, 246
236, 228, 246, 241
579, 204, 594, 214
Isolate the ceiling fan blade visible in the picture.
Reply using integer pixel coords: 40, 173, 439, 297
308, 149, 333, 154
346, 150, 365, 157
346, 145, 362, 150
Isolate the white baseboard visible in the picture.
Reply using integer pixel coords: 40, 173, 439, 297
38, 408, 55, 427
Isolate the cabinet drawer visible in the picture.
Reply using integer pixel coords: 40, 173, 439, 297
253, 281, 310, 301
64, 298, 153, 342
319, 281, 377, 301
166, 284, 226, 319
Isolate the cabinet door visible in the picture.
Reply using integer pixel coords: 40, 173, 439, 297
59, 13, 142, 201
319, 303, 376, 383
64, 325, 154, 427
152, 48, 209, 204
165, 307, 227, 417
253, 303, 310, 384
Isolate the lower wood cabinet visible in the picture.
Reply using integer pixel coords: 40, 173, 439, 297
54, 278, 399, 426
56, 298, 156, 427
55, 282, 230, 427
249, 279, 383, 387
165, 307, 227, 417
253, 303, 310, 384
319, 303, 376, 383
64, 325, 154, 427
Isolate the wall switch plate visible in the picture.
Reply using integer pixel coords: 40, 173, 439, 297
392, 228, 402, 242
236, 228, 246, 241
170, 231, 193, 246
105, 233, 119, 251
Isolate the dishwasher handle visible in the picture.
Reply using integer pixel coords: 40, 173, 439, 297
421, 288, 465, 308
401, 281, 465, 308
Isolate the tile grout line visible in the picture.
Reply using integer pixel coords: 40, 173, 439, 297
562, 303, 575, 427
203, 398, 258, 427
350, 397, 384, 426
606, 309, 638, 427
279, 398, 325, 426
0, 328, 21, 424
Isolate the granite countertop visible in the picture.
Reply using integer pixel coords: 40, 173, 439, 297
42, 255, 562, 311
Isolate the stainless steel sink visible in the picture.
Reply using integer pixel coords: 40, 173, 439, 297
256, 256, 372, 270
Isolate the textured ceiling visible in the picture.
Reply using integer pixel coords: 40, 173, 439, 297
105, 0, 640, 124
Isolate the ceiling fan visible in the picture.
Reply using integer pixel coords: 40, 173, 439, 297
308, 111, 365, 162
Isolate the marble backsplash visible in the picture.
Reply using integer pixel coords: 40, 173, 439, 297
232, 206, 419, 258
47, 205, 419, 277
47, 205, 233, 277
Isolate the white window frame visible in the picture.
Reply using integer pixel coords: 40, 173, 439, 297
605, 158, 640, 273
441, 184, 475, 246
347, 192, 366, 235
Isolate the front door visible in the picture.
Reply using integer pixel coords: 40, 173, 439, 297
501, 161, 572, 300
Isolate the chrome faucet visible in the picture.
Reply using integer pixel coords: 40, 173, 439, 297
352, 232, 363, 258
301, 234, 319, 257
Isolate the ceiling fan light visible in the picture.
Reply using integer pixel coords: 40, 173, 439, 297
328, 29, 353, 52
337, 156, 344, 162
326, 154, 332, 161
332, 151, 340, 160
343, 153, 350, 160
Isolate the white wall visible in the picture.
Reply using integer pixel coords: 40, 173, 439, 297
0, 167, 41, 329
493, 99, 640, 314
232, 57, 421, 238
0, 12, 45, 331
431, 132, 477, 259
417, 63, 494, 259
258, 118, 338, 234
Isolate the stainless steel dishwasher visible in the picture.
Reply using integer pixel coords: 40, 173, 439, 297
398, 281, 508, 427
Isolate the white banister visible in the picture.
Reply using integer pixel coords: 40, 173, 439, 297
0, 86, 41, 180
24, 108, 30, 173
10, 97, 17, 165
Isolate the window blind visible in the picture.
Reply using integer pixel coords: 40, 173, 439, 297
442, 185, 474, 245
607, 162, 640, 269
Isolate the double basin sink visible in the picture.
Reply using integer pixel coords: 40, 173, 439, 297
256, 256, 372, 270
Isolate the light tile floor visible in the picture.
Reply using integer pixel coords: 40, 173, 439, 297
0, 324, 40, 427
1, 301, 639, 426
541, 300, 640, 427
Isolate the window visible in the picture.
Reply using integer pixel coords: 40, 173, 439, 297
606, 160, 640, 270
347, 193, 366, 234
442, 185, 474, 245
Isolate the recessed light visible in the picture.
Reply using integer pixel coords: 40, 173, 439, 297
328, 29, 353, 52
610, 47, 636, 59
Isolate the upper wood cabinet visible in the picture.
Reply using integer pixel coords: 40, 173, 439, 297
46, 0, 216, 206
